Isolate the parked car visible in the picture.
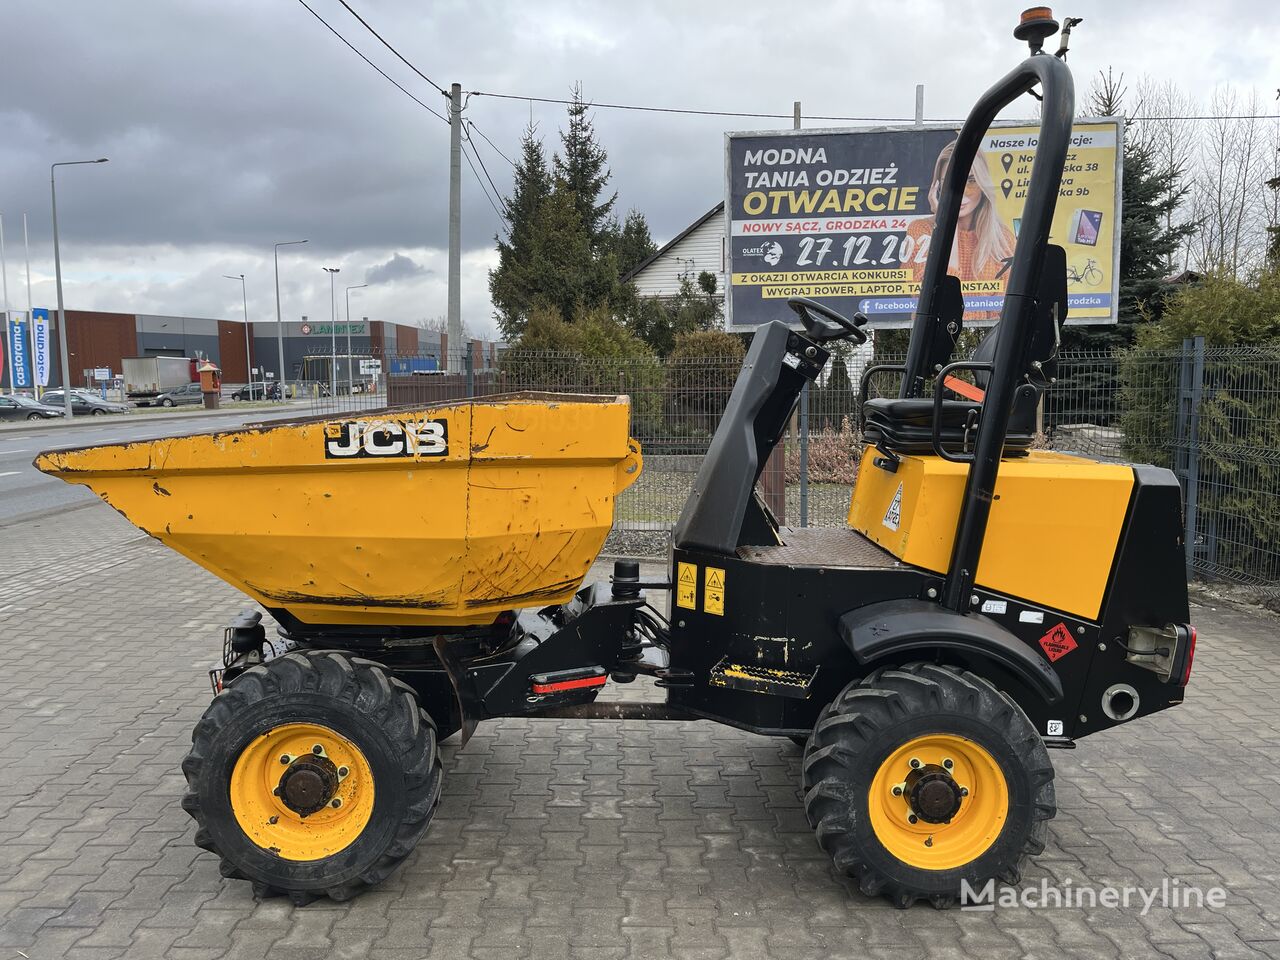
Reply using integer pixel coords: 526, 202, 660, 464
230, 382, 280, 401
0, 395, 65, 421
151, 382, 204, 407
39, 389, 132, 416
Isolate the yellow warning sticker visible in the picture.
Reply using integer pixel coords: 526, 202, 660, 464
704, 566, 725, 616
676, 562, 697, 610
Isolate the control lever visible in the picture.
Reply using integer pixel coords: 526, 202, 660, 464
786, 297, 869, 345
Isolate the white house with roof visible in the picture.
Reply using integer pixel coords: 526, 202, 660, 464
625, 203, 727, 303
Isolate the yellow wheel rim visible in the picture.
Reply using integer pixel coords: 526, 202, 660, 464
867, 733, 1008, 871
229, 722, 375, 862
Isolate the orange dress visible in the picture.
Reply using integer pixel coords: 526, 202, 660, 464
905, 218, 1012, 320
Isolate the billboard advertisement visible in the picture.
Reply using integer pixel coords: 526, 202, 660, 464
724, 118, 1122, 331
31, 308, 51, 386
5, 314, 33, 389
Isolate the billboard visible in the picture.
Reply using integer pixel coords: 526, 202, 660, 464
724, 118, 1122, 331
31, 308, 51, 386
5, 314, 32, 389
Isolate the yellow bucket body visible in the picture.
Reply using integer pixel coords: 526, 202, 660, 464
35, 393, 642, 627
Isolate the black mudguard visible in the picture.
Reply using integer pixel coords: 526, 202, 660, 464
838, 598, 1064, 705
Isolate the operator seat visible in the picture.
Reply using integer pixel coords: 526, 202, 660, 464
861, 245, 1066, 458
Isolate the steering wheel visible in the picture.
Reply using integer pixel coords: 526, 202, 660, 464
786, 297, 869, 345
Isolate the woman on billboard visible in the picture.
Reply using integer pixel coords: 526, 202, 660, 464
906, 140, 1014, 318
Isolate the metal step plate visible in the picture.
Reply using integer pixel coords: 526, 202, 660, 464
708, 657, 818, 699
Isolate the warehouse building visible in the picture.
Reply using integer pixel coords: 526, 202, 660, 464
35, 311, 499, 389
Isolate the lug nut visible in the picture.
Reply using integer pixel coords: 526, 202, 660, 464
943, 758, 953, 770
892, 785, 904, 797
279, 755, 291, 765
909, 758, 922, 769
960, 786, 970, 797
908, 814, 918, 824
331, 798, 342, 809
312, 744, 324, 755
338, 766, 349, 778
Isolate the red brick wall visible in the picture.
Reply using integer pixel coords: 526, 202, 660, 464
63, 311, 136, 387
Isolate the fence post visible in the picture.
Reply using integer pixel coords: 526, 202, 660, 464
464, 343, 474, 398
799, 381, 810, 527
1173, 335, 1204, 578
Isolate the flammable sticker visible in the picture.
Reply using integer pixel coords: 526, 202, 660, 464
704, 566, 726, 616
1038, 622, 1078, 662
676, 562, 697, 610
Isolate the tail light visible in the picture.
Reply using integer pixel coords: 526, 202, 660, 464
1179, 625, 1197, 686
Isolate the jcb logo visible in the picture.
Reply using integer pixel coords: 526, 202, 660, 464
324, 419, 448, 459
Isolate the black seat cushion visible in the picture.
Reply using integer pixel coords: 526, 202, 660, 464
862, 393, 1035, 457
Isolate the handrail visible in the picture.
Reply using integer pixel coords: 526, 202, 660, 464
900, 51, 1075, 613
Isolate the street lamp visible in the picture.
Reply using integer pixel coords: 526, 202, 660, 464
345, 283, 367, 397
222, 274, 251, 391
273, 239, 308, 398
51, 157, 108, 419
322, 267, 340, 398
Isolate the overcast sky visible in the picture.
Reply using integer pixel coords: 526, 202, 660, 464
1, 0, 1274, 338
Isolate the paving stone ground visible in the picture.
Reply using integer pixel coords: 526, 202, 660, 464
2, 504, 1279, 959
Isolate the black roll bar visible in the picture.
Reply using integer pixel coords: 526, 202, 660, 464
901, 52, 1075, 612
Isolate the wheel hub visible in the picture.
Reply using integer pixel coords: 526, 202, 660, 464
905, 764, 964, 824
277, 754, 340, 817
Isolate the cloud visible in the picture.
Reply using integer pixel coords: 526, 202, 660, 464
365, 253, 429, 285
0, 0, 1273, 331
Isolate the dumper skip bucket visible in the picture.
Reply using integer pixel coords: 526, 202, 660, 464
35, 393, 642, 627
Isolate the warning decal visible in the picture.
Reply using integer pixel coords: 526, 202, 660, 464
883, 482, 903, 531
704, 567, 726, 616
676, 562, 697, 610
1039, 622, 1078, 662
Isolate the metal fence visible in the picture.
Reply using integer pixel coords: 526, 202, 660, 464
309, 339, 1280, 597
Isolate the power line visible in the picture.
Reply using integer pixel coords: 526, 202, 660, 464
465, 123, 507, 208
335, 0, 449, 99
461, 140, 504, 219
466, 119, 516, 167
295, 0, 448, 123
467, 88, 1278, 125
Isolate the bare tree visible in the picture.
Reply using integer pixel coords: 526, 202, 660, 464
1189, 87, 1267, 276
1133, 77, 1198, 271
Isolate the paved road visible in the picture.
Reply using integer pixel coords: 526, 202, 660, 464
2, 504, 1279, 957
0, 406, 317, 526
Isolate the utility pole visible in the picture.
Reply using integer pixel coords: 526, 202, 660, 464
51, 158, 109, 417
345, 283, 367, 397
274, 239, 308, 399
915, 84, 925, 125
448, 81, 462, 373
1, 214, 10, 395
323, 267, 340, 398
222, 274, 250, 387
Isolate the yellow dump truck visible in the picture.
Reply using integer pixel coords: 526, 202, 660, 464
38, 11, 1195, 912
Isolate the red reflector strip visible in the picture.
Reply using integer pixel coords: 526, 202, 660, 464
531, 675, 608, 695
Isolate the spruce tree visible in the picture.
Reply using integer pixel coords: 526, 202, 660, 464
554, 84, 617, 246
490, 123, 553, 339
612, 209, 658, 277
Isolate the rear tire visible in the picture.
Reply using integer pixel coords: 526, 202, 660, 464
181, 650, 442, 904
27, 413, 41, 421
802, 663, 1055, 909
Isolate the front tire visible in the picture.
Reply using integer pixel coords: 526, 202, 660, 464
803, 663, 1055, 908
161, 397, 175, 407
181, 650, 442, 904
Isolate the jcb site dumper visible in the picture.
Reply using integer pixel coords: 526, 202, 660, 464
37, 11, 1196, 908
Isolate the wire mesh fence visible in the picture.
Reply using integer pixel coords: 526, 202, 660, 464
307, 339, 1280, 597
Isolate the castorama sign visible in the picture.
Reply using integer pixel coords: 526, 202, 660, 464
31, 308, 51, 386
